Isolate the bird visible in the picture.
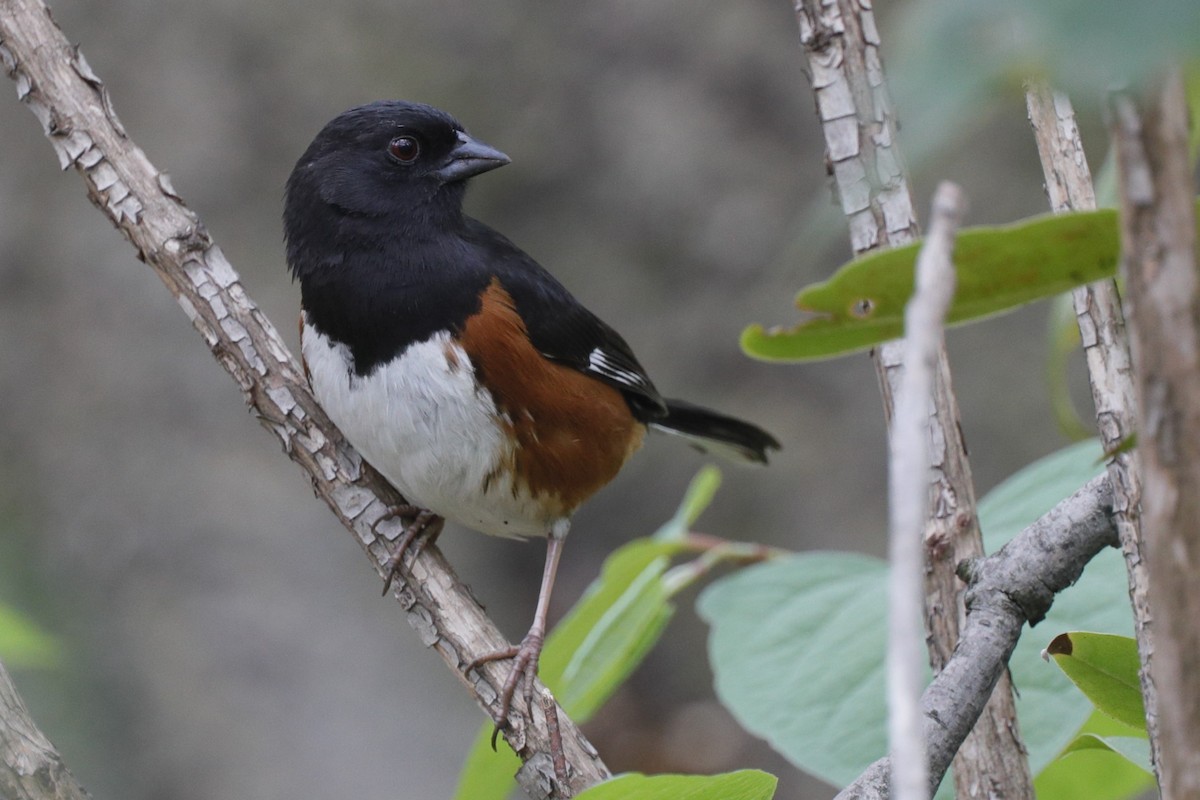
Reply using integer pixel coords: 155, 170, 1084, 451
283, 100, 780, 742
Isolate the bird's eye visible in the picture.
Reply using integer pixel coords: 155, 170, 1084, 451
388, 135, 420, 164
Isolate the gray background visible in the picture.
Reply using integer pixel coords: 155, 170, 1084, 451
0, 1, 1088, 797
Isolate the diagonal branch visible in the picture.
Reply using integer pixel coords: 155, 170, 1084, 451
0, 1, 605, 797
0, 657, 92, 800
791, 1, 1032, 794
837, 474, 1119, 799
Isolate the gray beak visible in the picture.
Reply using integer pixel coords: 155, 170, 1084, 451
434, 130, 511, 183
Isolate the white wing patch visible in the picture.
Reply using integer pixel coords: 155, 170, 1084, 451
587, 347, 649, 390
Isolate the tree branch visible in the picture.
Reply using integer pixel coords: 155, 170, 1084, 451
888, 181, 965, 800
1113, 72, 1200, 796
0, 658, 92, 800
1025, 82, 1160, 781
836, 474, 1119, 799
791, 1, 1032, 794
0, 1, 606, 796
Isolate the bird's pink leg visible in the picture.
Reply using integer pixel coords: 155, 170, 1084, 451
468, 533, 565, 749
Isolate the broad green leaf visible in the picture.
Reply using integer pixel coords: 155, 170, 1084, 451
699, 552, 900, 789
744, 209, 1115, 361
1034, 710, 1154, 800
743, 202, 1200, 362
0, 604, 59, 669
700, 439, 1127, 789
452, 724, 520, 800
576, 770, 777, 800
1062, 735, 1152, 775
1035, 748, 1151, 800
555, 541, 676, 715
1046, 632, 1145, 731
975, 439, 1106, 542
1101, 737, 1153, 775
454, 471, 720, 800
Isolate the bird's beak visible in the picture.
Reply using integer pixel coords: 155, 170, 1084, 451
434, 130, 511, 183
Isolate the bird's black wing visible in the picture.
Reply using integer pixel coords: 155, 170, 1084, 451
463, 218, 668, 421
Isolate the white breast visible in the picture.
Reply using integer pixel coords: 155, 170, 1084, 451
301, 318, 555, 538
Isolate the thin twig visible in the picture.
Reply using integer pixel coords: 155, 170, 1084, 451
888, 181, 965, 800
836, 474, 1119, 799
0, 2, 606, 796
791, 2, 1032, 794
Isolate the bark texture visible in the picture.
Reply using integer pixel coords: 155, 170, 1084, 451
888, 181, 965, 800
1113, 73, 1200, 798
0, 660, 92, 800
836, 476, 1119, 799
1026, 81, 1160, 780
0, 1, 606, 796
792, 1, 1032, 795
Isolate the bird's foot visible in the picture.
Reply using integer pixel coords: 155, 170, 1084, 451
468, 629, 546, 749
374, 505, 444, 595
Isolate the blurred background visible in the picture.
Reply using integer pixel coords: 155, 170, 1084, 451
0, 0, 1100, 797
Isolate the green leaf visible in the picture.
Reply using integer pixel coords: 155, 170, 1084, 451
1034, 710, 1154, 800
452, 723, 520, 800
1062, 735, 1152, 775
454, 471, 721, 800
576, 770, 777, 800
554, 540, 677, 716
743, 202, 1200, 362
700, 439, 1128, 788
1036, 722, 1152, 800
454, 538, 682, 800
744, 208, 1119, 361
698, 552, 896, 788
975, 439, 1106, 542
0, 604, 59, 669
1035, 747, 1151, 800
1046, 632, 1146, 731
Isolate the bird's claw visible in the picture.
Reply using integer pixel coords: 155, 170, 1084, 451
467, 630, 546, 750
375, 505, 444, 595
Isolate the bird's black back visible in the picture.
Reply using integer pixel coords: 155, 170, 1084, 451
284, 100, 780, 463
283, 101, 666, 420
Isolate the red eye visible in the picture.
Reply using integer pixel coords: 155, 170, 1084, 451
388, 135, 420, 163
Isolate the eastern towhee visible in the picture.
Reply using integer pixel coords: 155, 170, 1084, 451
284, 100, 779, 739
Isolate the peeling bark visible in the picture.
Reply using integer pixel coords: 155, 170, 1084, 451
792, 1, 1032, 795
1026, 82, 1160, 783
0, 659, 92, 800
1113, 73, 1200, 798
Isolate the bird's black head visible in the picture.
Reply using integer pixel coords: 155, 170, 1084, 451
284, 100, 509, 280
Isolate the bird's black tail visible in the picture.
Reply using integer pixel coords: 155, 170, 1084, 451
650, 399, 781, 465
